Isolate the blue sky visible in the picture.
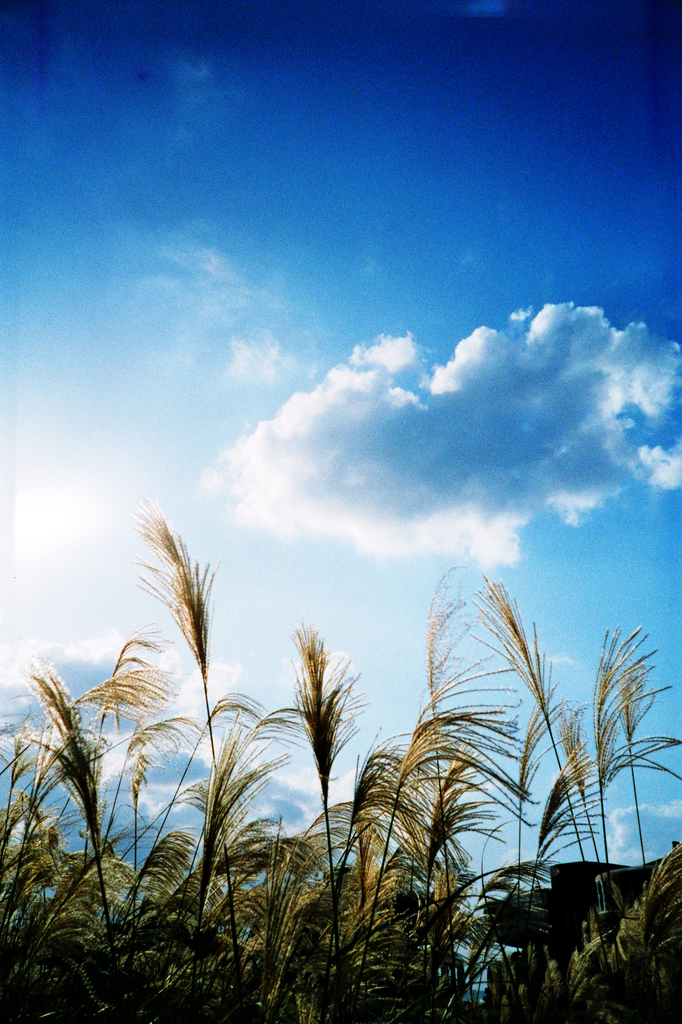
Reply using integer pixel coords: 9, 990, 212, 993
3, 0, 682, 859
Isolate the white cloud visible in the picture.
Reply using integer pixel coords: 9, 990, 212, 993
510, 307, 532, 322
255, 764, 358, 831
639, 439, 682, 489
138, 241, 287, 369
546, 488, 610, 526
206, 305, 682, 565
0, 641, 31, 723
0, 630, 133, 725
547, 653, 576, 666
350, 333, 417, 373
429, 327, 496, 394
609, 801, 682, 864
154, 657, 247, 768
152, 245, 257, 321
136, 779, 188, 819
0, 629, 127, 722
229, 334, 288, 383
387, 386, 420, 408
173, 659, 245, 721
36, 628, 125, 665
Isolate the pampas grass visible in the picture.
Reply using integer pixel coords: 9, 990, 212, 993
0, 506, 680, 1023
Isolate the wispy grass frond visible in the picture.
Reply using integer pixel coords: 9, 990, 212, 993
185, 731, 277, 866
482, 858, 548, 899
639, 843, 682, 959
134, 501, 216, 683
29, 665, 101, 836
477, 578, 557, 722
137, 827, 196, 902
398, 756, 496, 874
425, 569, 468, 698
128, 716, 199, 811
250, 831, 326, 1024
134, 500, 217, 755
397, 670, 522, 813
211, 692, 268, 729
557, 703, 600, 859
593, 628, 653, 790
76, 628, 172, 728
349, 745, 400, 829
290, 624, 363, 805
7, 730, 34, 790
558, 704, 587, 768
519, 703, 547, 797
477, 579, 594, 860
28, 663, 117, 964
618, 658, 681, 865
537, 758, 597, 860
184, 720, 284, 947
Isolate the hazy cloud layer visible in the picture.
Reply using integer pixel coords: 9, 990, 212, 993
228, 333, 291, 383
207, 304, 682, 565
136, 241, 290, 375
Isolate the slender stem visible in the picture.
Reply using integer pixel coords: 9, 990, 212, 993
91, 835, 117, 970
0, 752, 24, 849
422, 852, 433, 1024
192, 667, 216, 1007
598, 780, 619, 972
224, 843, 244, 1003
629, 761, 646, 866
321, 791, 363, 1024
599, 783, 609, 868
440, 816, 457, 1019
0, 769, 18, 901
479, 884, 526, 1019
320, 791, 338, 1024
582, 791, 601, 861
517, 799, 523, 939
203, 668, 216, 763
0, 775, 37, 942
354, 783, 404, 1017
546, 718, 585, 861
103, 750, 128, 845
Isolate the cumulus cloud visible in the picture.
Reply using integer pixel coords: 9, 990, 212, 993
639, 438, 682, 489
0, 630, 128, 725
35, 628, 125, 665
159, 650, 244, 721
350, 333, 417, 373
155, 655, 246, 766
255, 765, 357, 831
172, 659, 245, 720
0, 630, 129, 722
205, 305, 682, 565
0, 641, 32, 724
429, 327, 495, 394
609, 800, 682, 864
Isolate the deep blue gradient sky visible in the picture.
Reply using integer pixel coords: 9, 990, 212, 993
3, 0, 682, 857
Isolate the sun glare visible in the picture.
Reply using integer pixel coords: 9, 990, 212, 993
14, 488, 99, 559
